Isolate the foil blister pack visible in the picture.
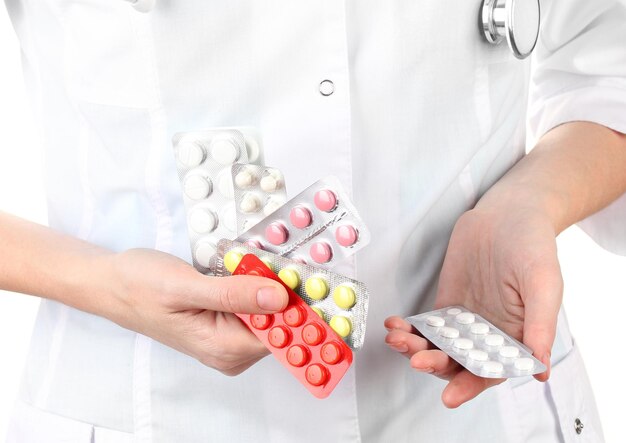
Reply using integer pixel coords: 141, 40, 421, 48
172, 128, 256, 271
406, 306, 546, 378
231, 163, 287, 234
235, 176, 370, 268
211, 239, 369, 350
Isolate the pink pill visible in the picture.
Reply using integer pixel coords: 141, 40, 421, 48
289, 205, 313, 229
265, 222, 289, 245
244, 239, 264, 250
335, 224, 359, 247
313, 189, 338, 212
310, 241, 333, 264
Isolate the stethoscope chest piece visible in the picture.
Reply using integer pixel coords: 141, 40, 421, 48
481, 0, 540, 59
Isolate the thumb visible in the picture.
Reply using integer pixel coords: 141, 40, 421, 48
521, 261, 563, 382
187, 274, 289, 314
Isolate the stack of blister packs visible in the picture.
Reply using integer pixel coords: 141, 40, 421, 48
172, 128, 370, 398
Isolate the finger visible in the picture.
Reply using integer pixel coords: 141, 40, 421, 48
183, 274, 289, 314
385, 328, 431, 358
441, 370, 505, 408
409, 349, 461, 379
384, 316, 416, 333
521, 260, 563, 381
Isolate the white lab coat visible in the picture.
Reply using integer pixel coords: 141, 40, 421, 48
5, 0, 626, 442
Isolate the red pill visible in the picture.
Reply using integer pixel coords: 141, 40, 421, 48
305, 363, 329, 386
289, 205, 313, 229
268, 326, 291, 348
335, 224, 359, 247
283, 305, 306, 328
310, 241, 333, 264
287, 345, 310, 367
243, 239, 264, 250
313, 189, 338, 212
321, 341, 344, 365
302, 323, 326, 346
265, 222, 289, 245
250, 314, 273, 330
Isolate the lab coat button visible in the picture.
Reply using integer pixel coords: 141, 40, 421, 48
319, 80, 335, 96
574, 418, 584, 434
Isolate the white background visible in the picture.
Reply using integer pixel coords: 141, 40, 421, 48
1, 6, 625, 442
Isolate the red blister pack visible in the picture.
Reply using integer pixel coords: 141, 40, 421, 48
233, 254, 353, 399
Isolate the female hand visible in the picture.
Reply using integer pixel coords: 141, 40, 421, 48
385, 203, 562, 407
104, 248, 288, 375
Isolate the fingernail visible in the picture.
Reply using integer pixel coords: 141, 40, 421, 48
256, 287, 284, 311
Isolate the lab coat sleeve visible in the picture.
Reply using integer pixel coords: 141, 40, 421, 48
528, 0, 626, 256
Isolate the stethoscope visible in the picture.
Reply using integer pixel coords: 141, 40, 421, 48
481, 0, 541, 59
126, 0, 540, 60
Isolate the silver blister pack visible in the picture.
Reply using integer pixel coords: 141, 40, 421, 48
231, 163, 287, 234
172, 128, 252, 272
235, 176, 370, 269
406, 306, 546, 378
211, 239, 369, 350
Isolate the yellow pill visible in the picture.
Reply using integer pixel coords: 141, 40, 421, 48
311, 307, 325, 320
304, 276, 329, 300
278, 268, 300, 290
260, 257, 274, 272
224, 250, 244, 273
329, 316, 352, 338
332, 285, 356, 310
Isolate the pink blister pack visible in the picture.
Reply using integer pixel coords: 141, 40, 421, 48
235, 176, 370, 268
231, 163, 287, 234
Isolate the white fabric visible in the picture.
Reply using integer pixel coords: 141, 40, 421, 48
5, 0, 625, 441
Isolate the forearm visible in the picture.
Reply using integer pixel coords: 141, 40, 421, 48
0, 212, 117, 316
476, 121, 626, 234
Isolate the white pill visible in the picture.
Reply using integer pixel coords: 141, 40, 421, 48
439, 327, 460, 339
183, 175, 212, 200
260, 170, 284, 193
234, 169, 256, 189
189, 208, 217, 234
217, 170, 234, 198
455, 312, 475, 325
453, 338, 474, 351
221, 203, 237, 232
467, 349, 489, 362
482, 360, 504, 374
426, 316, 445, 327
470, 322, 490, 335
244, 135, 261, 163
263, 196, 286, 216
514, 358, 535, 371
499, 346, 520, 359
193, 239, 217, 268
484, 334, 504, 347
239, 193, 261, 213
446, 308, 462, 316
210, 136, 241, 165
177, 141, 206, 168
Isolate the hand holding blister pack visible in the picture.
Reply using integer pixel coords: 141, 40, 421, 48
406, 306, 546, 378
211, 239, 369, 350
235, 176, 370, 268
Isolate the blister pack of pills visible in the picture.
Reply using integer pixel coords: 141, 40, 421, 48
235, 176, 370, 268
406, 306, 546, 378
211, 239, 369, 350
231, 163, 287, 234
172, 128, 253, 271
233, 254, 353, 399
